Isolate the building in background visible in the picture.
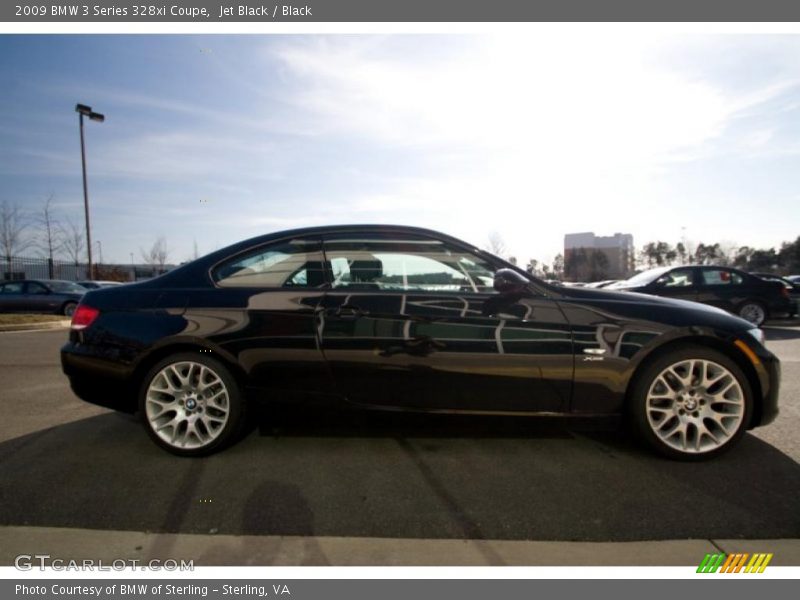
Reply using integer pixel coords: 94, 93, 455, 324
564, 232, 635, 281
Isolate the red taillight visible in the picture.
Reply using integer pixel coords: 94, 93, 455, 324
71, 305, 100, 330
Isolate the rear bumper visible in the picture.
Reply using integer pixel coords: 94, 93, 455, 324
61, 342, 137, 413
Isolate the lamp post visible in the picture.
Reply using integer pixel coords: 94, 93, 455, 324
76, 103, 105, 280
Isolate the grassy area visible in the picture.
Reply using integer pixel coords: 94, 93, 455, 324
0, 313, 68, 325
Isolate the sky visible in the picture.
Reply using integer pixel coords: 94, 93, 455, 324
0, 33, 799, 266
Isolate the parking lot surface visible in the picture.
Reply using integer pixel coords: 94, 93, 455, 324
0, 327, 798, 550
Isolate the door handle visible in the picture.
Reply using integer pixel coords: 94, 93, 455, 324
334, 304, 365, 318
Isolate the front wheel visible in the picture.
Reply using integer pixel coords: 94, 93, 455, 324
139, 352, 247, 456
629, 346, 752, 460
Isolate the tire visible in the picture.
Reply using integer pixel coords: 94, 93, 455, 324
62, 302, 78, 317
737, 301, 767, 327
138, 352, 248, 456
629, 345, 753, 461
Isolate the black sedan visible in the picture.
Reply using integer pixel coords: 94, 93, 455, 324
61, 225, 780, 460
608, 265, 793, 326
0, 279, 86, 316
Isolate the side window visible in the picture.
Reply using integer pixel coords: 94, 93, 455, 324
1, 282, 23, 294
213, 238, 326, 288
656, 268, 694, 288
701, 269, 743, 286
26, 282, 48, 294
324, 235, 498, 294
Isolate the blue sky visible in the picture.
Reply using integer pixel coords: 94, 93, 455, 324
1, 33, 799, 265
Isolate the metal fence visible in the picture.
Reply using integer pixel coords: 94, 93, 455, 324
0, 255, 156, 282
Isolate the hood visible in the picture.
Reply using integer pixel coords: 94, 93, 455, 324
557, 285, 754, 330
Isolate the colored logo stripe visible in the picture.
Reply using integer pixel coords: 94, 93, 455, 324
697, 553, 773, 573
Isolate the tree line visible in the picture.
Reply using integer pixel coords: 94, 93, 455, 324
0, 198, 172, 277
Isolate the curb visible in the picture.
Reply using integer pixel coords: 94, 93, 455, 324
0, 526, 798, 566
0, 320, 70, 332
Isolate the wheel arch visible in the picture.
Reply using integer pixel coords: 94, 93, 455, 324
60, 299, 79, 315
625, 335, 764, 428
130, 339, 248, 403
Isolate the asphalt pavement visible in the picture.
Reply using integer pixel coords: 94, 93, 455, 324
0, 327, 798, 564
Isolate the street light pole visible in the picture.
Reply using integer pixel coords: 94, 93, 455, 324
76, 104, 104, 280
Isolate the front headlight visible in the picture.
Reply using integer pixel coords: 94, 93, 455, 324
746, 327, 765, 346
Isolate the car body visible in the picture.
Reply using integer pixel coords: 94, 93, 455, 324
77, 280, 125, 289
0, 279, 86, 316
750, 272, 800, 302
61, 225, 780, 459
787, 275, 800, 284
585, 279, 620, 289
607, 265, 793, 326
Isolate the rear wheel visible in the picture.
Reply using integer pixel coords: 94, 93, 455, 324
629, 346, 752, 460
738, 301, 766, 326
139, 352, 247, 456
62, 301, 78, 317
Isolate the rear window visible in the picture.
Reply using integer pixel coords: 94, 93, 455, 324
47, 281, 87, 293
213, 238, 326, 288
700, 269, 743, 285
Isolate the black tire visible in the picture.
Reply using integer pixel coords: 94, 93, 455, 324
737, 300, 767, 327
62, 301, 78, 317
138, 352, 248, 457
628, 345, 753, 461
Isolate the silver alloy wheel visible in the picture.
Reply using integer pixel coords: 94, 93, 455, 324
145, 361, 230, 450
64, 303, 77, 317
645, 359, 745, 454
739, 303, 766, 326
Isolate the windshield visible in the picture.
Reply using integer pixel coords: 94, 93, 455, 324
610, 266, 673, 288
47, 281, 87, 293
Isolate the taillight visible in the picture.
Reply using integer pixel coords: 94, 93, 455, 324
71, 304, 100, 330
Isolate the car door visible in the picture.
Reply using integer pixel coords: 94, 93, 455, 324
644, 267, 699, 303
24, 281, 60, 312
192, 236, 333, 395
0, 281, 25, 311
695, 267, 748, 312
318, 231, 573, 413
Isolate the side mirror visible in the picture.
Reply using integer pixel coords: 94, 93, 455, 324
493, 268, 529, 295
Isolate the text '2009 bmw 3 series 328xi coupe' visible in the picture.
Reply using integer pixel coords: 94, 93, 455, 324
61, 225, 780, 459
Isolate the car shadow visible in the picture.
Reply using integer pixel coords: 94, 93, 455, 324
0, 410, 798, 551
763, 326, 800, 341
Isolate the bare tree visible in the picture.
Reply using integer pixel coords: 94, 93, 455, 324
141, 236, 169, 275
0, 201, 31, 276
486, 231, 507, 258
60, 218, 85, 267
33, 195, 63, 277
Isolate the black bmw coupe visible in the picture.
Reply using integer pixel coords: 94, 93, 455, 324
61, 225, 780, 459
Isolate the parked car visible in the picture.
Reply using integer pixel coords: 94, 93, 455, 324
0, 279, 86, 316
62, 225, 779, 460
787, 275, 800, 284
607, 265, 793, 326
77, 280, 125, 289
